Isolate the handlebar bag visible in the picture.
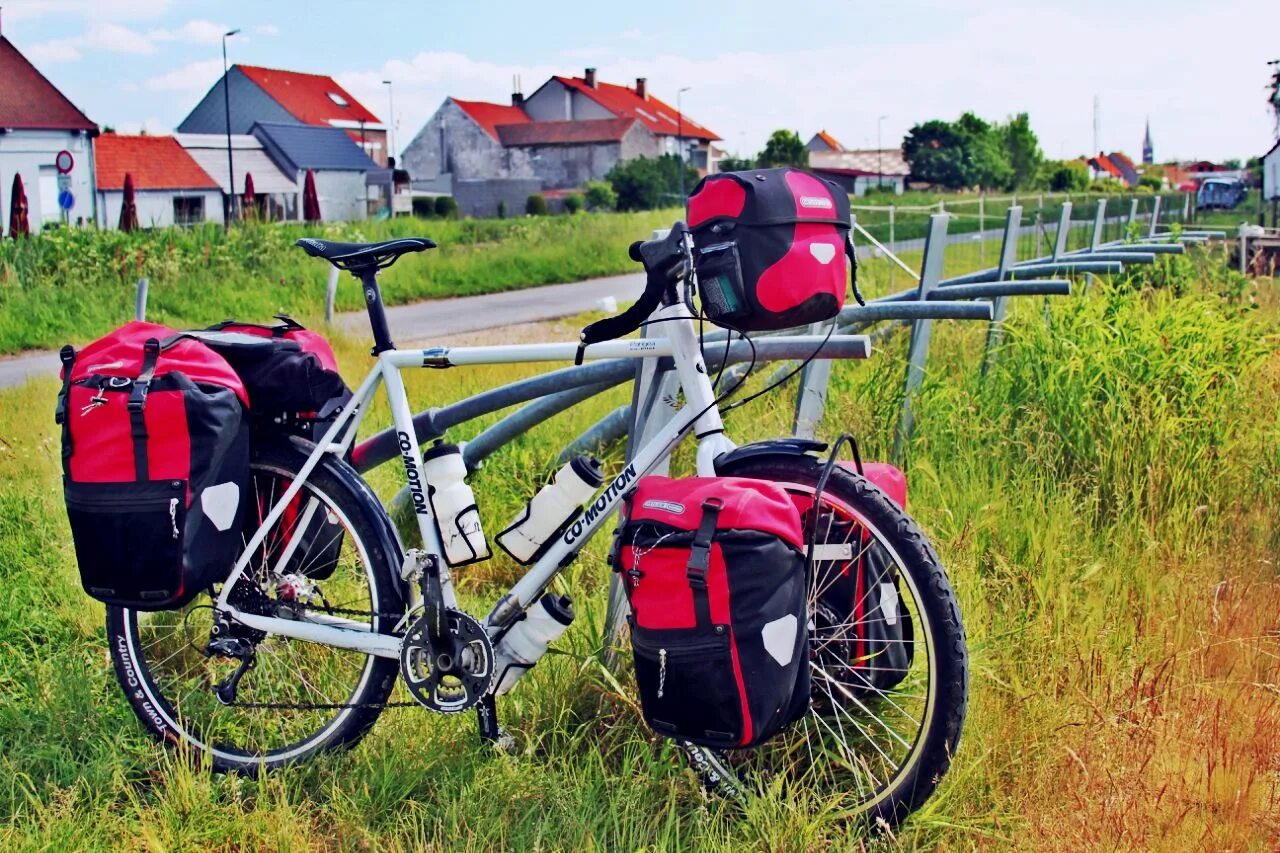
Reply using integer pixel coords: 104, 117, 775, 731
613, 476, 810, 749
197, 317, 352, 581
687, 167, 851, 332
55, 321, 250, 610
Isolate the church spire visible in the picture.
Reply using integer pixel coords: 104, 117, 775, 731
1142, 118, 1154, 165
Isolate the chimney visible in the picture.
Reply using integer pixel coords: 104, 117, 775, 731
635, 77, 647, 99
584, 67, 597, 88
511, 74, 524, 107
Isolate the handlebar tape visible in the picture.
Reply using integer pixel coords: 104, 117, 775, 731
575, 268, 667, 364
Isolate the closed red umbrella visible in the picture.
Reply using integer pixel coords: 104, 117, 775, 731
119, 173, 139, 233
8, 173, 30, 238
243, 171, 256, 218
302, 169, 321, 223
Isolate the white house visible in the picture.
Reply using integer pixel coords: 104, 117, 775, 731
94, 134, 222, 229
0, 34, 98, 231
175, 133, 299, 221
1264, 140, 1279, 206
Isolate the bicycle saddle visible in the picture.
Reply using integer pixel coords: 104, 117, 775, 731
295, 237, 436, 271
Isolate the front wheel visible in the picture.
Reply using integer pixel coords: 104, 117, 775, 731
697, 453, 969, 827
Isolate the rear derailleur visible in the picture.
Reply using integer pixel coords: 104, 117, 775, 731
203, 575, 275, 705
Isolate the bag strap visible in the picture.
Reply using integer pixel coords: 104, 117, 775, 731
54, 345, 76, 425
845, 233, 865, 306
686, 497, 723, 627
127, 338, 161, 481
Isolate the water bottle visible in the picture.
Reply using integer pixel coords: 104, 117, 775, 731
421, 440, 490, 566
496, 456, 603, 564
492, 593, 574, 695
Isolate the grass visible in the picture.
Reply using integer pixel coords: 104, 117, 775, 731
1, 240, 1278, 847
0, 210, 678, 356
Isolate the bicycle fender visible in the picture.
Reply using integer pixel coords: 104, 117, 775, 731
713, 438, 827, 473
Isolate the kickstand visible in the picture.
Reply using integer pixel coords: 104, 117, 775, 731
475, 694, 515, 752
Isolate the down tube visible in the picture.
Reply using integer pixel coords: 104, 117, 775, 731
487, 403, 698, 630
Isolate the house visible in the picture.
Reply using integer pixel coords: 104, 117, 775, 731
175, 133, 299, 221
1263, 140, 1280, 203
1089, 152, 1140, 187
250, 122, 378, 221
400, 68, 720, 216
809, 148, 909, 196
93, 134, 222, 229
806, 130, 844, 153
0, 34, 98, 231
177, 65, 388, 166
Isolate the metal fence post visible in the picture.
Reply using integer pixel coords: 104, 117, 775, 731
891, 214, 949, 466
134, 278, 149, 322
981, 205, 1024, 374
1240, 230, 1248, 275
1091, 198, 1107, 251
888, 204, 896, 289
324, 265, 340, 323
1128, 198, 1139, 236
1053, 201, 1072, 260
1148, 195, 1162, 239
979, 195, 986, 266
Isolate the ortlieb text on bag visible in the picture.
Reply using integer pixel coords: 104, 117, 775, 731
687, 167, 854, 332
615, 476, 810, 749
56, 321, 250, 610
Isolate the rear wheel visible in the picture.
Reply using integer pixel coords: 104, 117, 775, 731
695, 454, 968, 827
106, 442, 405, 772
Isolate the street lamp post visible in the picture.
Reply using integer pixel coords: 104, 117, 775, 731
677, 86, 692, 206
221, 28, 240, 225
877, 114, 888, 192
382, 79, 395, 165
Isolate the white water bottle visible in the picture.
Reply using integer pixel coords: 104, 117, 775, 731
493, 593, 574, 695
496, 456, 603, 564
421, 441, 490, 566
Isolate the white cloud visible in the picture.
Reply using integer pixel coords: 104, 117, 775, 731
116, 116, 169, 136
144, 59, 223, 92
559, 46, 612, 61
148, 19, 230, 46
25, 22, 157, 63
621, 28, 642, 40
2, 0, 170, 23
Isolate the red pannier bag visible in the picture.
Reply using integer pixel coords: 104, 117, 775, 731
615, 477, 810, 749
687, 167, 853, 332
55, 322, 250, 610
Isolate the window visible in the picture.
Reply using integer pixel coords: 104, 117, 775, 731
173, 196, 205, 227
327, 92, 349, 107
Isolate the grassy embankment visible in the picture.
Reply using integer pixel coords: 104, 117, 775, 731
1, 237, 1278, 848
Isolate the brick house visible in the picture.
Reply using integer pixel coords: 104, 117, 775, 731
177, 65, 389, 166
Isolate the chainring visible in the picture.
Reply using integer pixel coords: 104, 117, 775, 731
399, 609, 494, 714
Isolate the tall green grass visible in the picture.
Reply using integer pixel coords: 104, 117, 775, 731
0, 211, 677, 355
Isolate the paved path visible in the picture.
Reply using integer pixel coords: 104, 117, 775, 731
0, 272, 649, 389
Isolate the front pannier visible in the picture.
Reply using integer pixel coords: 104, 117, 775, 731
687, 167, 853, 332
615, 477, 810, 749
56, 322, 250, 610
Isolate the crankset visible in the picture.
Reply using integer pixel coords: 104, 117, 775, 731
400, 609, 495, 713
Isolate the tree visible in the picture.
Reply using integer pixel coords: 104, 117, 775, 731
902, 119, 974, 189
563, 193, 583, 214
757, 130, 808, 168
997, 112, 1043, 189
583, 180, 617, 211
605, 155, 699, 211
956, 112, 1013, 190
434, 196, 458, 219
1041, 160, 1089, 192
717, 155, 756, 173
525, 194, 549, 216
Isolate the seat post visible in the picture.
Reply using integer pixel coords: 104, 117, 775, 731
354, 267, 396, 354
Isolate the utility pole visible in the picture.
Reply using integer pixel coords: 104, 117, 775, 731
677, 86, 691, 206
221, 28, 240, 226
877, 114, 888, 190
383, 79, 395, 165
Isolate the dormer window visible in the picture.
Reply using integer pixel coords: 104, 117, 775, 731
327, 92, 349, 107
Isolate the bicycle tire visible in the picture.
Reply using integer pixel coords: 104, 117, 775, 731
695, 453, 969, 827
106, 439, 406, 773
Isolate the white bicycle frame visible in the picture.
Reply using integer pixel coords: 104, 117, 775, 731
214, 298, 864, 661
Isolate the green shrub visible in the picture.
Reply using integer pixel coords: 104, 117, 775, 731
526, 194, 549, 216
434, 196, 459, 219
412, 198, 435, 218
563, 194, 584, 214
583, 181, 617, 211
497, 200, 508, 219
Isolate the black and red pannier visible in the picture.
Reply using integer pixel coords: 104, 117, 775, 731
687, 167, 853, 332
615, 477, 810, 749
56, 322, 250, 610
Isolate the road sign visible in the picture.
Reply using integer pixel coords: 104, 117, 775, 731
58, 190, 75, 211
56, 173, 71, 192
55, 150, 75, 174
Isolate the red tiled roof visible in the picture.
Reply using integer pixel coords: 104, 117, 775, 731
94, 135, 220, 191
1109, 151, 1137, 172
1092, 154, 1122, 179
0, 36, 96, 131
815, 130, 843, 151
452, 99, 530, 140
497, 117, 636, 146
551, 76, 719, 141
237, 64, 380, 127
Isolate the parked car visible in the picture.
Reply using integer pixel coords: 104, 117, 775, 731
1197, 177, 1247, 210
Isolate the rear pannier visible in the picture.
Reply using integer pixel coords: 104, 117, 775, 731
56, 322, 250, 610
687, 167, 853, 332
615, 477, 810, 749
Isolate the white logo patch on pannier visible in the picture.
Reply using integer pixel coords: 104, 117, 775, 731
879, 581, 900, 626
761, 614, 798, 666
799, 195, 833, 209
642, 499, 685, 515
200, 482, 240, 532
809, 243, 836, 264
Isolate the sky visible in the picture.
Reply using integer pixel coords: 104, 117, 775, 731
1, 0, 1276, 164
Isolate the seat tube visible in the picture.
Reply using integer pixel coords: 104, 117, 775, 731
661, 303, 733, 475
358, 269, 396, 354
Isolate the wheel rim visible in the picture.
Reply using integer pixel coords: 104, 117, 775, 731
119, 461, 387, 763
709, 482, 937, 816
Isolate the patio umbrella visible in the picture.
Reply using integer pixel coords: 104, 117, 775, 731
302, 169, 321, 223
119, 173, 139, 233
8, 173, 30, 238
243, 171, 256, 218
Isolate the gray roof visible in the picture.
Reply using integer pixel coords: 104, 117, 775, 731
250, 121, 378, 173
174, 133, 298, 195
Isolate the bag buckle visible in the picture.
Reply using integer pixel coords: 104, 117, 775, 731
686, 497, 723, 588
128, 338, 161, 413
